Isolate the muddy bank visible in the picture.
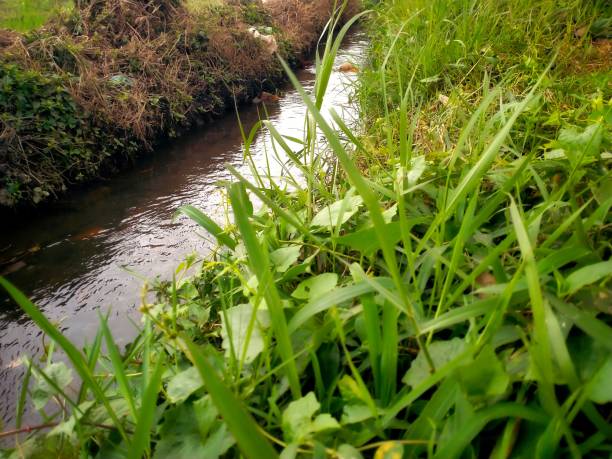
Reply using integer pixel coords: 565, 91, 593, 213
0, 0, 359, 208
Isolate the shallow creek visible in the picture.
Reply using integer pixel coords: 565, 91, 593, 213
0, 33, 367, 425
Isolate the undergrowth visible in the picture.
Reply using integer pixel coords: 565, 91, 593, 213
0, 0, 351, 207
0, 0, 611, 458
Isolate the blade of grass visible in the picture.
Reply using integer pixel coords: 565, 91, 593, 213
181, 338, 278, 459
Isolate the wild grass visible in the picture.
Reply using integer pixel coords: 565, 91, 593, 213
0, 0, 70, 31
1, 0, 611, 457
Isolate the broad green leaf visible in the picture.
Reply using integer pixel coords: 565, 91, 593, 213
403, 338, 465, 388
153, 401, 234, 459
341, 404, 373, 425
181, 338, 278, 458
270, 245, 302, 273
292, 273, 338, 300
221, 303, 269, 364
166, 366, 203, 404
311, 196, 363, 229
337, 444, 364, 459
550, 123, 603, 166
31, 362, 73, 410
456, 345, 510, 401
564, 260, 612, 295
336, 222, 402, 254
282, 392, 340, 443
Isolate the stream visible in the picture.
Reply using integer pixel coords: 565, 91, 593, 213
0, 33, 367, 426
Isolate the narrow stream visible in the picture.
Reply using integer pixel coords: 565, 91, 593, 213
0, 33, 367, 425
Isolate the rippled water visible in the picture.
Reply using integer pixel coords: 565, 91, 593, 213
0, 33, 367, 425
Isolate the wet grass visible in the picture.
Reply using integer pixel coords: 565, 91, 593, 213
1, 0, 611, 457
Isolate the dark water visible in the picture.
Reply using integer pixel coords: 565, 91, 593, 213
0, 33, 366, 426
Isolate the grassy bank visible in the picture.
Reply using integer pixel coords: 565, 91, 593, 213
1, 0, 611, 457
0, 0, 356, 208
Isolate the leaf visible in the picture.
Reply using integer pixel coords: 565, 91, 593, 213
48, 416, 76, 441
221, 303, 269, 364
282, 392, 340, 443
288, 278, 395, 333
311, 196, 363, 230
166, 366, 203, 404
588, 356, 612, 404
337, 444, 364, 459
154, 401, 235, 459
336, 222, 402, 254
564, 260, 612, 295
127, 353, 165, 459
31, 362, 73, 410
403, 338, 465, 388
406, 156, 426, 186
176, 205, 236, 250
341, 404, 373, 425
181, 338, 278, 458
373, 442, 404, 459
292, 273, 338, 300
456, 345, 510, 401
270, 245, 301, 273
551, 123, 603, 166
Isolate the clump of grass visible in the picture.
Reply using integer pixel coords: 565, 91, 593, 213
0, 0, 71, 32
1, 0, 611, 457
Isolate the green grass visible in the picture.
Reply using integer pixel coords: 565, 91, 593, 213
1, 0, 611, 457
0, 0, 70, 31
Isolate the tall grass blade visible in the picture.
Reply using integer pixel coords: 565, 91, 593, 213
181, 338, 278, 459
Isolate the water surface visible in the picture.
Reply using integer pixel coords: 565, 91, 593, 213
0, 33, 366, 425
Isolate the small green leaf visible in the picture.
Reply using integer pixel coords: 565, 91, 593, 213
403, 338, 465, 388
587, 356, 612, 404
282, 392, 339, 443
311, 195, 363, 230
270, 245, 301, 273
337, 444, 364, 459
336, 222, 402, 254
341, 404, 373, 425
167, 366, 203, 404
456, 345, 510, 401
221, 303, 269, 364
31, 362, 73, 410
374, 441, 404, 459
292, 273, 338, 300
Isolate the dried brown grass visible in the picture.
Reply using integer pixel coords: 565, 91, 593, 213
0, 0, 361, 206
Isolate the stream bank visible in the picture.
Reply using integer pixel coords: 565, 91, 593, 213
0, 28, 366, 430
0, 0, 359, 208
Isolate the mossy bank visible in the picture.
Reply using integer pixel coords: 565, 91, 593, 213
0, 0, 359, 208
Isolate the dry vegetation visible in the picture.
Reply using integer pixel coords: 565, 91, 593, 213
0, 0, 360, 207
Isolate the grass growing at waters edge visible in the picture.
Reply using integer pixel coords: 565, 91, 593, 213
1, 0, 611, 458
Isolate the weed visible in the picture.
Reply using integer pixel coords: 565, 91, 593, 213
1, 0, 611, 458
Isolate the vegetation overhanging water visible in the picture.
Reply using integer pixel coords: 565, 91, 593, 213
1, 0, 611, 457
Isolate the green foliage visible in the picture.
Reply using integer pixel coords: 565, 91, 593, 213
1, 0, 611, 457
0, 63, 137, 206
0, 0, 71, 32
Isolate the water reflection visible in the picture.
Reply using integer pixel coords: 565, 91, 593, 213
0, 33, 366, 425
